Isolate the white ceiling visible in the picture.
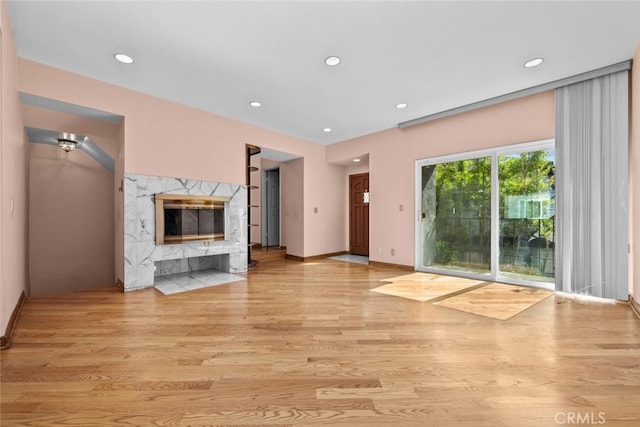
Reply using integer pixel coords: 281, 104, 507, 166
7, 1, 640, 146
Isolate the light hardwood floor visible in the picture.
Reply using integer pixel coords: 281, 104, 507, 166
1, 259, 639, 426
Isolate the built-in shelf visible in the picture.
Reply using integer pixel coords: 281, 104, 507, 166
246, 144, 261, 268
247, 144, 261, 156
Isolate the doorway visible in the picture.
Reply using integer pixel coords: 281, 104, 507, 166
262, 168, 280, 247
349, 173, 369, 256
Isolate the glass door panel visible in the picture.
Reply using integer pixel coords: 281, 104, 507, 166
498, 149, 555, 283
421, 157, 492, 275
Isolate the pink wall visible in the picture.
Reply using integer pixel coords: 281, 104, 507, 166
17, 59, 346, 261
327, 91, 555, 266
281, 157, 304, 256
18, 60, 323, 184
303, 143, 347, 256
631, 44, 640, 301
1, 1, 29, 333
24, 106, 118, 296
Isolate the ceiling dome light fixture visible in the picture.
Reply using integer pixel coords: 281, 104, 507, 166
324, 56, 341, 66
353, 158, 361, 163
249, 101, 262, 107
56, 133, 81, 152
323, 127, 332, 133
524, 57, 544, 68
396, 103, 408, 109
114, 53, 134, 64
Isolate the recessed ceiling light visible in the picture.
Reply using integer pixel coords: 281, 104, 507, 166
396, 103, 408, 109
353, 158, 361, 163
524, 57, 544, 68
324, 56, 341, 66
249, 101, 262, 107
323, 127, 332, 132
114, 53, 134, 64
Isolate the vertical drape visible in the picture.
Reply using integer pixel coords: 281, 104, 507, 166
555, 70, 629, 299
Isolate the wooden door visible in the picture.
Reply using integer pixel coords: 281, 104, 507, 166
349, 173, 369, 256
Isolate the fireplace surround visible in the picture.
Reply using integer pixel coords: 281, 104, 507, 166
123, 173, 248, 292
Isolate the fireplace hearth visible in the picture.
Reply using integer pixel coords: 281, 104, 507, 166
155, 194, 229, 245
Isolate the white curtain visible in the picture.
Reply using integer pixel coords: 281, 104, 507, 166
555, 70, 629, 300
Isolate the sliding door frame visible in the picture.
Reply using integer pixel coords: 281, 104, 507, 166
414, 139, 555, 290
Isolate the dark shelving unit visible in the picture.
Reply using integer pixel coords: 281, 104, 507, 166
246, 144, 261, 268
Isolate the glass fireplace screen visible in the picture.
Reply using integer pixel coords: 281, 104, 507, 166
155, 194, 229, 245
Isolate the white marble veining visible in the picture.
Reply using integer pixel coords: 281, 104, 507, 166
124, 173, 247, 292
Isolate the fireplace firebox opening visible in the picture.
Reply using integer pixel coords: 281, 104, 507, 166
155, 194, 230, 245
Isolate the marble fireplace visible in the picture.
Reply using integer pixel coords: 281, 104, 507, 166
123, 173, 247, 292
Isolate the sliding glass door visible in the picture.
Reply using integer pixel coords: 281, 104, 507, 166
420, 157, 492, 275
498, 149, 555, 283
416, 140, 555, 287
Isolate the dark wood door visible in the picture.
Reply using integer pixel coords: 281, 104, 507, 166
349, 173, 369, 256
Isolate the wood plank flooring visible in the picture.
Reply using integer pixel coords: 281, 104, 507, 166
372, 272, 485, 301
433, 283, 554, 320
2, 259, 639, 426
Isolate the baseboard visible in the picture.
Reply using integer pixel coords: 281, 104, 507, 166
116, 279, 125, 292
283, 251, 412, 271
368, 260, 414, 271
1, 291, 26, 350
630, 295, 640, 319
285, 251, 347, 262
